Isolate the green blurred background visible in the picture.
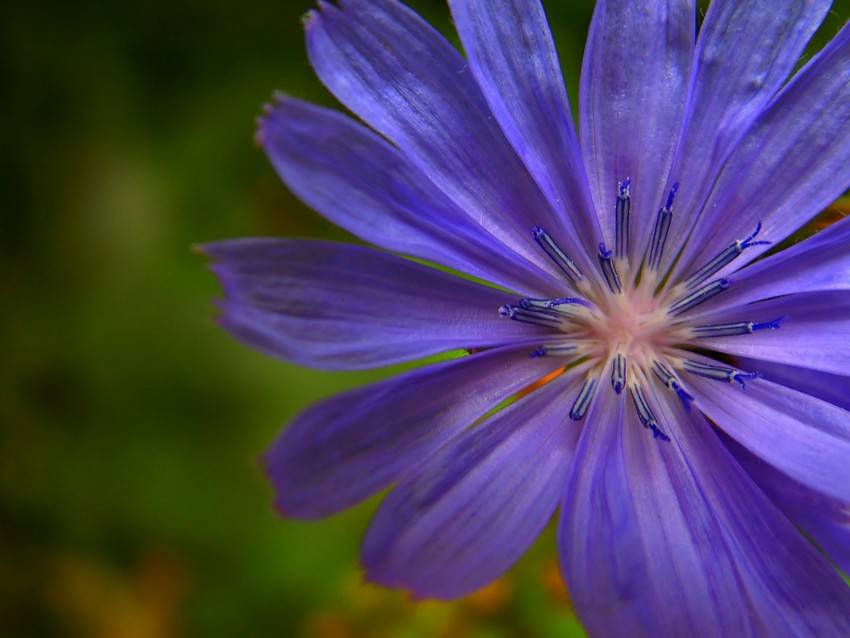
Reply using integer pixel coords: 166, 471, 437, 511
3, 0, 848, 636
1, 0, 595, 635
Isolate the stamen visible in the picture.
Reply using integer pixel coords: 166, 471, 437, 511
646, 183, 678, 271
569, 377, 597, 421
684, 221, 771, 289
519, 296, 591, 317
499, 304, 564, 328
615, 178, 630, 260
529, 344, 578, 358
598, 243, 622, 294
681, 359, 762, 389
668, 278, 731, 316
652, 360, 694, 411
629, 383, 671, 441
532, 226, 584, 283
691, 315, 787, 339
549, 297, 593, 309
611, 352, 627, 394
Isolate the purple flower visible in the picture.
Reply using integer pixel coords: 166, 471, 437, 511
205, 0, 850, 634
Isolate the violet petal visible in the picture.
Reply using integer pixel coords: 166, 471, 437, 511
258, 96, 564, 296
205, 239, 544, 370
579, 0, 694, 263
362, 370, 581, 598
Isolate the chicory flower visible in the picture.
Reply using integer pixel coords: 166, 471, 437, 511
206, 0, 850, 634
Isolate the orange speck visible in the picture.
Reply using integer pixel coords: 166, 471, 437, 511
515, 367, 566, 400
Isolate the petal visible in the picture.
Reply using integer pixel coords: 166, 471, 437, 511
722, 431, 850, 577
663, 0, 830, 273
559, 381, 850, 637
714, 360, 850, 574
362, 369, 581, 599
579, 0, 694, 261
694, 215, 850, 314
448, 0, 600, 248
734, 355, 850, 412
305, 0, 590, 275
205, 239, 541, 370
559, 392, 747, 636
686, 355, 850, 503
258, 96, 562, 296
265, 345, 567, 520
691, 291, 850, 375
672, 18, 850, 279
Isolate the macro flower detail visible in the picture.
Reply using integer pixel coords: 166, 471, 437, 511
495, 208, 783, 441
206, 0, 850, 635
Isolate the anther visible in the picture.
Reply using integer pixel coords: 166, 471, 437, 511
652, 360, 694, 411
598, 243, 622, 294
668, 278, 731, 316
629, 383, 671, 441
684, 221, 771, 289
519, 296, 591, 317
499, 304, 564, 328
615, 178, 630, 260
532, 226, 584, 283
681, 359, 762, 389
646, 183, 678, 271
611, 352, 627, 394
529, 344, 578, 358
569, 377, 597, 421
690, 315, 787, 339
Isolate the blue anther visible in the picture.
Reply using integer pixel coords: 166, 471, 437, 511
691, 315, 786, 339
691, 322, 749, 338
629, 383, 670, 441
499, 304, 563, 328
630, 384, 655, 429
668, 278, 731, 316
730, 370, 763, 389
550, 297, 593, 309
611, 353, 627, 394
681, 359, 762, 390
519, 296, 591, 317
528, 343, 577, 358
651, 426, 671, 441
684, 220, 772, 289
569, 378, 597, 421
652, 360, 675, 385
532, 226, 584, 283
740, 220, 771, 250
666, 182, 679, 210
673, 385, 694, 411
615, 178, 631, 260
751, 316, 787, 332
652, 361, 694, 412
598, 243, 622, 294
519, 298, 566, 314
646, 183, 678, 271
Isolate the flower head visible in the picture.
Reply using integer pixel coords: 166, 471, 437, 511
206, 0, 850, 634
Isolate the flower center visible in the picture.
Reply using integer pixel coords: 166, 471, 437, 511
588, 288, 669, 356
499, 179, 783, 440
